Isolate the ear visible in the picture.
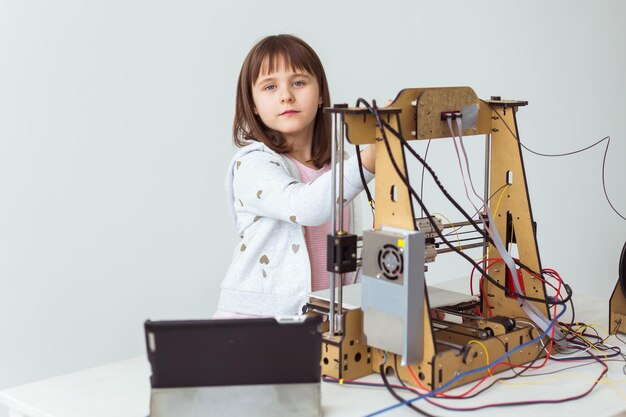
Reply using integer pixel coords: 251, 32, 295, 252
253, 107, 258, 115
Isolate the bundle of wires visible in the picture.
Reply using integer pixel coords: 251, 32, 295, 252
323, 304, 626, 416
444, 114, 565, 343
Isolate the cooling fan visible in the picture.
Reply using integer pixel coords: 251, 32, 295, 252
377, 244, 403, 280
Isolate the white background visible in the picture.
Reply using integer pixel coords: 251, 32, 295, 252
1, 1, 625, 414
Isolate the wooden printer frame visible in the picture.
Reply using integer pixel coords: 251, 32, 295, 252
307, 87, 555, 391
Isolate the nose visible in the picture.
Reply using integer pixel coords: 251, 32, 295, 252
280, 89, 295, 104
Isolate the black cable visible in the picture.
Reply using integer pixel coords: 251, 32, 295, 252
357, 98, 572, 306
355, 144, 375, 215
605, 324, 626, 359
517, 359, 610, 377
523, 137, 625, 221
392, 354, 410, 389
550, 345, 622, 361
567, 288, 576, 333
419, 139, 432, 218
440, 229, 486, 238
486, 103, 624, 222
582, 326, 601, 339
436, 235, 486, 244
610, 320, 626, 346
379, 364, 441, 417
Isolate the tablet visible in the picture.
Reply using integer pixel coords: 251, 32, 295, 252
144, 316, 322, 389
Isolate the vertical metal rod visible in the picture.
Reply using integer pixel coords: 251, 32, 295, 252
336, 116, 345, 332
482, 133, 491, 261
338, 125, 345, 233
329, 113, 338, 336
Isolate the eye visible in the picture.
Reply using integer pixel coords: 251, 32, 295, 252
292, 80, 305, 87
263, 84, 276, 91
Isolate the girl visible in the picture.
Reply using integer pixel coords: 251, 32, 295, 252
215, 34, 375, 318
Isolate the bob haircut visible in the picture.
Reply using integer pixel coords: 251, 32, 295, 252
233, 34, 331, 168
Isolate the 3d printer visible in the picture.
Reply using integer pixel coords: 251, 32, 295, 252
304, 86, 581, 391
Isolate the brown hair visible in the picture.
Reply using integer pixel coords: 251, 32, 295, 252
233, 34, 331, 168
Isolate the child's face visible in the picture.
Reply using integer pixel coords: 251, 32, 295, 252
252, 56, 322, 146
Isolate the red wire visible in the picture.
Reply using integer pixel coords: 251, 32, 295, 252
479, 276, 492, 317
471, 257, 565, 309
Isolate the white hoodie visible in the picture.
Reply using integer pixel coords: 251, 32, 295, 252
216, 142, 374, 316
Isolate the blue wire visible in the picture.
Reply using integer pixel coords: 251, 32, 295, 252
364, 305, 567, 417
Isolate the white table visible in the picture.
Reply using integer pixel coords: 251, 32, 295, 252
2, 349, 626, 417
0, 358, 149, 417
2, 296, 626, 417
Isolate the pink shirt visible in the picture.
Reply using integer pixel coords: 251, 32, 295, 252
289, 157, 350, 292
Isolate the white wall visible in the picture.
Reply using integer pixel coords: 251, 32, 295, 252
1, 0, 625, 412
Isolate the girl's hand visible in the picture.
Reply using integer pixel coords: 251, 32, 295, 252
360, 145, 375, 174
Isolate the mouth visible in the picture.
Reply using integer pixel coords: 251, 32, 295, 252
280, 110, 300, 116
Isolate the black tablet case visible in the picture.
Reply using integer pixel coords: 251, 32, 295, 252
144, 316, 322, 389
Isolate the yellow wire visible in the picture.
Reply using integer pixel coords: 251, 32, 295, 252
467, 340, 492, 376
430, 185, 510, 264
557, 324, 609, 360
473, 184, 510, 262
492, 184, 510, 219
468, 337, 626, 398
494, 372, 626, 389
559, 324, 609, 360
606, 380, 626, 401
430, 212, 462, 251
577, 322, 610, 336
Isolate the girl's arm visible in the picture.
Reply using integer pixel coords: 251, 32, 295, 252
359, 145, 375, 173
233, 150, 374, 226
